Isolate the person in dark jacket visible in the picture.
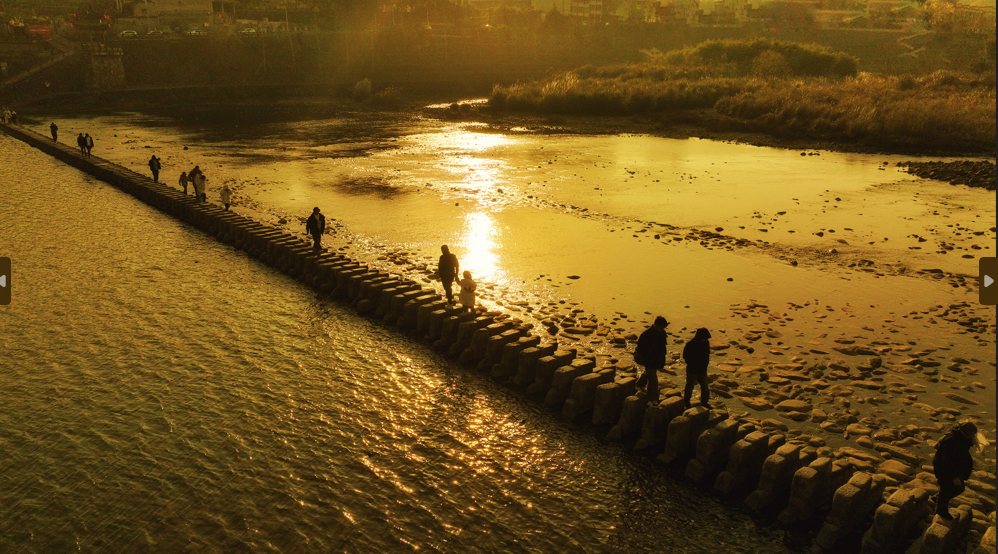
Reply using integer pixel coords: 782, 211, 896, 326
148, 155, 162, 182
305, 207, 326, 251
634, 316, 669, 405
76, 133, 87, 155
682, 328, 712, 409
933, 420, 977, 519
438, 245, 460, 304
50, 122, 58, 141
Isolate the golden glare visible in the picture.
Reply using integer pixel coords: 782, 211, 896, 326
458, 211, 501, 283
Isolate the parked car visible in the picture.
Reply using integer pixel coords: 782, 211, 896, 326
147, 30, 163, 36
118, 30, 138, 37
239, 28, 256, 35
186, 29, 206, 36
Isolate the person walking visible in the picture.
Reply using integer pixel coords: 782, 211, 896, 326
438, 245, 460, 304
85, 133, 94, 157
148, 155, 162, 182
633, 316, 669, 406
76, 133, 87, 155
188, 165, 202, 185
458, 270, 477, 312
179, 171, 189, 195
305, 207, 326, 251
933, 420, 979, 519
682, 328, 713, 409
193, 171, 207, 202
50, 122, 58, 141
219, 184, 232, 211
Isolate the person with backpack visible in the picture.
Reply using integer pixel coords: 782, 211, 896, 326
933, 420, 978, 519
633, 316, 669, 406
682, 328, 712, 409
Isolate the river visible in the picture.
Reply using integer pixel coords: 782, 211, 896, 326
1, 101, 994, 552
0, 129, 793, 552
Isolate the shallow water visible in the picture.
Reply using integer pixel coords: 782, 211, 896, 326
0, 134, 793, 552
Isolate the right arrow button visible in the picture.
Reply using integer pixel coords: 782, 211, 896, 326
981, 258, 998, 305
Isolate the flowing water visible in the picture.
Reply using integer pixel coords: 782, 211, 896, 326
2, 102, 994, 552
0, 133, 790, 553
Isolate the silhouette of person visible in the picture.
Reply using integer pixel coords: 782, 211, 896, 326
634, 316, 668, 405
179, 171, 188, 195
148, 155, 161, 182
76, 133, 86, 155
85, 133, 94, 156
458, 270, 477, 312
220, 184, 232, 211
933, 420, 978, 519
438, 245, 460, 304
682, 328, 712, 409
193, 171, 207, 202
305, 207, 325, 251
50, 122, 58, 141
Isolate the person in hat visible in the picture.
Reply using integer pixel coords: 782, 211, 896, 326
634, 316, 669, 405
682, 327, 713, 409
933, 420, 978, 519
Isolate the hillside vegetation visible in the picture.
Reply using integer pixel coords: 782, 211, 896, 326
489, 38, 996, 154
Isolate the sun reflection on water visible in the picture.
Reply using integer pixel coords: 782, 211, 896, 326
458, 211, 502, 285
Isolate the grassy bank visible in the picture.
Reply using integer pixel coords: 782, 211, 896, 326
489, 38, 996, 154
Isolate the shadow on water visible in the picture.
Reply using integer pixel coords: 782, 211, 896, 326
333, 176, 409, 199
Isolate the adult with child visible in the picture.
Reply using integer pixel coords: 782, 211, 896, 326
458, 270, 477, 312
85, 133, 94, 157
305, 207, 326, 251
682, 327, 712, 409
633, 316, 669, 406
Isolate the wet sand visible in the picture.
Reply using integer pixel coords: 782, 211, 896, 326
27, 103, 996, 487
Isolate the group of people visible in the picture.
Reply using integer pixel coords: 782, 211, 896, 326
76, 132, 95, 157
47, 122, 95, 157
633, 317, 712, 411
630, 314, 985, 522
175, 165, 232, 209
1, 108, 17, 124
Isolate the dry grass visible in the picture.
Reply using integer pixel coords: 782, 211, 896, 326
489, 39, 996, 153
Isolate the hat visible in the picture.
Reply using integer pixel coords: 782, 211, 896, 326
957, 420, 978, 439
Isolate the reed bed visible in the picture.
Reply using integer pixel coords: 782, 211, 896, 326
489, 39, 995, 153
